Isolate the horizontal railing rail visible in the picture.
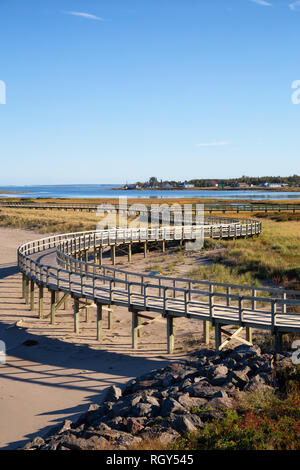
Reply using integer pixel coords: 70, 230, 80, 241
2, 200, 300, 213
17, 219, 300, 334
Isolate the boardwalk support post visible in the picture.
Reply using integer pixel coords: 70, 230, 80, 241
203, 321, 210, 345
96, 303, 103, 341
275, 330, 283, 353
22, 273, 26, 299
108, 306, 113, 330
50, 290, 56, 325
167, 316, 175, 354
85, 299, 90, 323
24, 276, 29, 304
74, 297, 80, 334
215, 323, 222, 350
111, 245, 116, 265
128, 243, 132, 262
132, 310, 139, 349
30, 280, 35, 311
246, 327, 253, 344
38, 285, 44, 319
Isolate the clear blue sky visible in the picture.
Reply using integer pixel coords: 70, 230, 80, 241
0, 0, 299, 185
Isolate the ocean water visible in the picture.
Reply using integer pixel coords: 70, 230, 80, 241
0, 184, 299, 200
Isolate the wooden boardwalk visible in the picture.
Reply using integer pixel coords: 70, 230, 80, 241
2, 200, 300, 213
17, 219, 300, 353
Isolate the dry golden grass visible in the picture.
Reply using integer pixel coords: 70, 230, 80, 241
0, 208, 100, 233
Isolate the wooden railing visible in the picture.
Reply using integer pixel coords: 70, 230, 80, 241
2, 200, 300, 213
17, 220, 300, 335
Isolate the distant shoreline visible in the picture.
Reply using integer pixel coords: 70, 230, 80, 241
114, 186, 300, 192
0, 191, 27, 194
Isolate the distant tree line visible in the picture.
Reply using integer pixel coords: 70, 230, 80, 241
135, 175, 300, 188
189, 175, 300, 187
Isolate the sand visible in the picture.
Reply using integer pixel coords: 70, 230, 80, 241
0, 227, 208, 449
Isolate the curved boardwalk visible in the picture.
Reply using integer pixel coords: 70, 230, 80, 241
2, 200, 300, 213
18, 218, 300, 353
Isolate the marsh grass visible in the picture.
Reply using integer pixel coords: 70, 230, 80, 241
203, 214, 300, 290
0, 208, 102, 233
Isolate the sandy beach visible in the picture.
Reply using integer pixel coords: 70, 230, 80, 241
0, 227, 208, 449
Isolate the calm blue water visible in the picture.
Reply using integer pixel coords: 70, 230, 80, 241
0, 184, 299, 200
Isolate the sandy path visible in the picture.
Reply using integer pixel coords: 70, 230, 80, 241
0, 227, 205, 449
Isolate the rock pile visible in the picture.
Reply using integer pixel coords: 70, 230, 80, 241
22, 345, 290, 450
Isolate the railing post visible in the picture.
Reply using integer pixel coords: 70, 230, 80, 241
252, 289, 257, 311
239, 297, 244, 322
282, 292, 287, 314
209, 285, 214, 319
226, 286, 231, 307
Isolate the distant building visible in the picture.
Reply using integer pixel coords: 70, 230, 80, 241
263, 183, 284, 188
178, 183, 194, 189
207, 181, 218, 187
231, 182, 250, 188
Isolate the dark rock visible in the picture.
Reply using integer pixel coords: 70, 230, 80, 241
110, 396, 134, 418
125, 378, 162, 395
186, 382, 224, 399
169, 414, 204, 433
23, 436, 45, 449
210, 390, 229, 400
113, 434, 142, 450
123, 417, 145, 435
161, 397, 186, 417
179, 378, 193, 390
131, 402, 160, 418
162, 373, 177, 387
59, 433, 107, 450
106, 416, 125, 431
88, 404, 100, 412
177, 393, 207, 409
44, 419, 73, 439
232, 345, 261, 362
188, 414, 205, 429
209, 365, 229, 386
168, 416, 196, 433
222, 358, 237, 370
105, 385, 122, 402
140, 426, 180, 444
230, 369, 250, 389
206, 396, 234, 409
146, 396, 160, 407
72, 402, 113, 428
244, 374, 272, 392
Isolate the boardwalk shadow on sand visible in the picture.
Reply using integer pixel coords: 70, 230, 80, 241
0, 263, 19, 280
0, 318, 175, 450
